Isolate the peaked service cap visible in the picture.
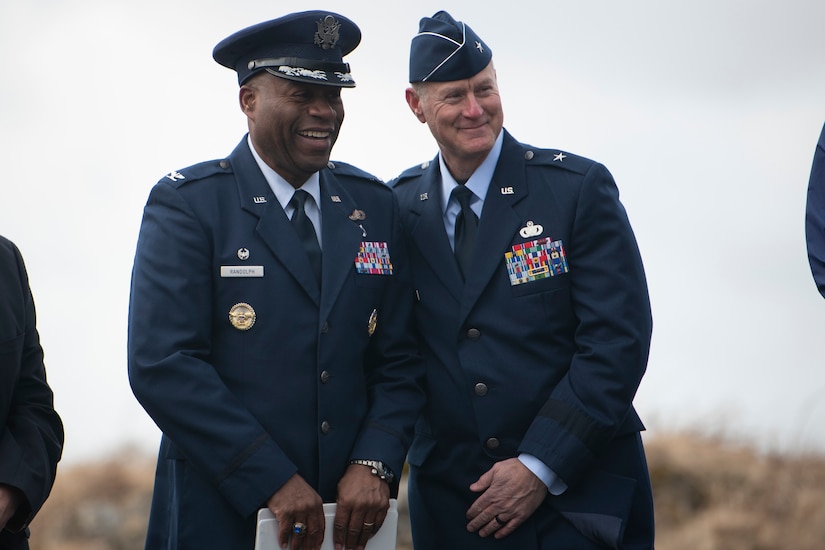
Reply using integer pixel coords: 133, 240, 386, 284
409, 10, 492, 83
213, 10, 361, 87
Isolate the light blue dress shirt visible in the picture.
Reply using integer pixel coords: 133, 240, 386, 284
248, 136, 323, 249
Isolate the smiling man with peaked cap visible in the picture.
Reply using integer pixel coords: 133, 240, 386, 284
128, 10, 424, 550
391, 10, 655, 549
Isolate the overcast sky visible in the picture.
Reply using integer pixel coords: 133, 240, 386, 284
2, 0, 825, 465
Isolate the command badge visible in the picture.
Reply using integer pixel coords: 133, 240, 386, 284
349, 209, 366, 221
229, 302, 256, 331
367, 308, 377, 336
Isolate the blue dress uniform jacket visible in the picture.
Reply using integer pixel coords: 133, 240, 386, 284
128, 137, 424, 549
0, 237, 63, 550
391, 130, 654, 549
806, 122, 825, 298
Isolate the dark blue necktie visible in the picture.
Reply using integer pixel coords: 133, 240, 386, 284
289, 190, 322, 284
452, 185, 478, 279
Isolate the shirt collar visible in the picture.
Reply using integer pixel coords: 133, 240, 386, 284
247, 135, 321, 210
439, 130, 504, 213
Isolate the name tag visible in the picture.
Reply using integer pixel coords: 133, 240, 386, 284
220, 265, 264, 278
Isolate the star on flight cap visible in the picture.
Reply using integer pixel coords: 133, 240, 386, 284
409, 11, 492, 83
213, 10, 361, 87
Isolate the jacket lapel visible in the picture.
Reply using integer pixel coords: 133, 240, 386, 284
406, 162, 464, 302
232, 139, 321, 305
317, 171, 365, 321
459, 134, 528, 323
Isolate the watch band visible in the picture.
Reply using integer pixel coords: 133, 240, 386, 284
350, 459, 395, 483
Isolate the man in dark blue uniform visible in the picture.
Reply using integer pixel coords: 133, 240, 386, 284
128, 11, 423, 550
806, 122, 825, 298
391, 11, 655, 549
0, 236, 64, 550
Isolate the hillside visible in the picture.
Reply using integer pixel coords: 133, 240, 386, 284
25, 433, 825, 549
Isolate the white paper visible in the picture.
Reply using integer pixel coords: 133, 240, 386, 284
254, 499, 398, 550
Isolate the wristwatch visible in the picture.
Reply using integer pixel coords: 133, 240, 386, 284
350, 459, 395, 484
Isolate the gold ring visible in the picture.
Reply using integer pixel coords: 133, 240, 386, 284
292, 522, 307, 535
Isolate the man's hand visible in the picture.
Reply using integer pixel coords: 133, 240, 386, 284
333, 464, 390, 550
465, 458, 547, 539
0, 484, 21, 531
266, 474, 324, 550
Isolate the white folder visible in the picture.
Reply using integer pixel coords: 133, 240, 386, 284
254, 499, 398, 550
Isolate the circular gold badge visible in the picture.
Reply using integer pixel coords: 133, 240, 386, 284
229, 302, 256, 331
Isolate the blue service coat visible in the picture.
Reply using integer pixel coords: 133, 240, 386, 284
0, 236, 63, 550
391, 130, 654, 549
128, 137, 424, 549
806, 122, 825, 298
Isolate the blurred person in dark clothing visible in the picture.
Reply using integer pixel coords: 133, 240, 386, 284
0, 236, 64, 550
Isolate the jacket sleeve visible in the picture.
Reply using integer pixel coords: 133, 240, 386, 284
0, 239, 64, 534
518, 162, 652, 485
806, 122, 825, 298
348, 192, 426, 481
127, 182, 297, 518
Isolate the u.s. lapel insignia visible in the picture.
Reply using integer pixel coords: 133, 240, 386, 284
237, 248, 250, 260
330, 195, 342, 203
349, 209, 366, 221
519, 221, 544, 238
367, 308, 378, 336
253, 196, 267, 204
229, 302, 256, 331
501, 186, 514, 195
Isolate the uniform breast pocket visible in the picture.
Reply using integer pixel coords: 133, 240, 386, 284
354, 272, 390, 288
510, 273, 569, 297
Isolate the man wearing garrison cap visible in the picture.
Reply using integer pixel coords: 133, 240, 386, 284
128, 11, 424, 550
391, 11, 655, 549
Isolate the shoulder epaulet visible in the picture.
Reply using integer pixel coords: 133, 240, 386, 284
325, 160, 384, 185
157, 158, 233, 187
520, 146, 596, 176
388, 159, 434, 188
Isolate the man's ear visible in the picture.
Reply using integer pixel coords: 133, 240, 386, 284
239, 85, 255, 116
405, 87, 426, 123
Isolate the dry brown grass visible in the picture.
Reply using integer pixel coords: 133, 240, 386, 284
26, 433, 825, 549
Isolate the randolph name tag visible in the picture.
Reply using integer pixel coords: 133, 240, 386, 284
220, 265, 264, 278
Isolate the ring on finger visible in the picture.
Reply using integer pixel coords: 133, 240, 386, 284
292, 521, 307, 535
494, 515, 506, 526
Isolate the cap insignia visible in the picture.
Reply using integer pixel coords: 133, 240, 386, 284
314, 15, 341, 50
